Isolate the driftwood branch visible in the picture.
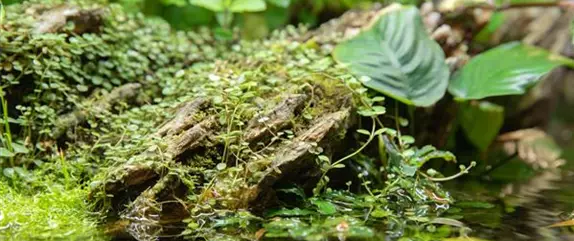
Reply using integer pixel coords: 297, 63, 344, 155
52, 83, 141, 139
33, 4, 104, 34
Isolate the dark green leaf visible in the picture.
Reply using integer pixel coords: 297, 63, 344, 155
458, 101, 504, 151
276, 186, 306, 199
333, 4, 450, 107
449, 42, 574, 100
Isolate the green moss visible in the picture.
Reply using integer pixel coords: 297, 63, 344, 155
0, 181, 108, 241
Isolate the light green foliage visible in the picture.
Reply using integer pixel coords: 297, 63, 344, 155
0, 182, 107, 241
190, 0, 269, 12
458, 101, 504, 151
333, 4, 450, 107
189, 0, 227, 12
448, 41, 574, 100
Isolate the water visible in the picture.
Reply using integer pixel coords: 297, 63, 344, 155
444, 168, 573, 241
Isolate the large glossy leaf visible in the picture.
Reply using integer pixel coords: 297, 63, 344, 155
449, 42, 574, 100
458, 101, 504, 151
333, 4, 450, 107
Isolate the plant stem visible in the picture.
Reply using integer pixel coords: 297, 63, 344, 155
394, 101, 403, 150
316, 117, 377, 194
408, 105, 415, 135
331, 117, 377, 168
0, 87, 14, 167
419, 161, 476, 182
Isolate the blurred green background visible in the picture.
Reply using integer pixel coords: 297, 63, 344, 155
4, 0, 410, 35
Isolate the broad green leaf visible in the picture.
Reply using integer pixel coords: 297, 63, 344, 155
11, 142, 29, 154
229, 0, 266, 12
311, 199, 337, 215
0, 147, 14, 157
333, 4, 450, 107
458, 101, 504, 151
449, 42, 574, 100
190, 0, 225, 12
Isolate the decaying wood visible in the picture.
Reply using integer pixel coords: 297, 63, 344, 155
53, 83, 141, 139
122, 173, 189, 241
102, 162, 162, 194
165, 116, 217, 158
95, 90, 353, 240
33, 4, 104, 34
92, 103, 218, 197
243, 94, 308, 143
248, 109, 353, 210
155, 98, 209, 137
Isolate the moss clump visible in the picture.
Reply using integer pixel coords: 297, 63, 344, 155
0, 182, 107, 241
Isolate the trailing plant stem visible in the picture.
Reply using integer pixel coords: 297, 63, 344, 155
419, 161, 476, 182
